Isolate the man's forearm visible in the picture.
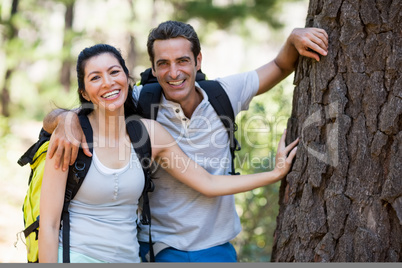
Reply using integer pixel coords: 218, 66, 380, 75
273, 32, 300, 75
43, 108, 79, 134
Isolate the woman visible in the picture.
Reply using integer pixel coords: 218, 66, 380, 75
38, 44, 298, 263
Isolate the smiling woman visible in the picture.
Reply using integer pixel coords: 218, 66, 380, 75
75, 44, 136, 117
39, 44, 144, 263
81, 56, 128, 111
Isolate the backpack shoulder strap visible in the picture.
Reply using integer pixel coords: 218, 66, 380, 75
125, 115, 153, 200
17, 128, 51, 167
198, 80, 235, 125
125, 115, 155, 262
198, 80, 241, 175
137, 84, 163, 120
65, 114, 94, 200
62, 113, 94, 263
139, 68, 158, 84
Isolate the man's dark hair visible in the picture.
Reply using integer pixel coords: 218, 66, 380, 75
147, 20, 201, 69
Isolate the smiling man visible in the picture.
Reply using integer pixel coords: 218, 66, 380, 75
151, 37, 203, 118
43, 20, 328, 262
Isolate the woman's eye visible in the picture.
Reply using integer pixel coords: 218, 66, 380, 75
90, 76, 100, 81
111, 70, 120, 75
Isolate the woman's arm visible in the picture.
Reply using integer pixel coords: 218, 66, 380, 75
143, 119, 298, 197
38, 152, 69, 263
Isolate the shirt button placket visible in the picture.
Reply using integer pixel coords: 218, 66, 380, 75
113, 173, 119, 200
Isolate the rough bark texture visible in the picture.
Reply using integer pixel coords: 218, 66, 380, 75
271, 0, 401, 262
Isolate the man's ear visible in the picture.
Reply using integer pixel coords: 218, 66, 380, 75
196, 52, 202, 71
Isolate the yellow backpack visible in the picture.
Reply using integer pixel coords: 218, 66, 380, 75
17, 118, 93, 263
21, 140, 49, 262
17, 128, 50, 262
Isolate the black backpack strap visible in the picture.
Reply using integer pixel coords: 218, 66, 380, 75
62, 114, 94, 263
17, 128, 51, 167
140, 68, 158, 84
198, 80, 241, 175
23, 216, 40, 239
125, 115, 155, 262
137, 83, 163, 120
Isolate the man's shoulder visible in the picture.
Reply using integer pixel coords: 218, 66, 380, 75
215, 70, 257, 82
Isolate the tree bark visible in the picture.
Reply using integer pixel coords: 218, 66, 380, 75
60, 1, 75, 92
271, 0, 401, 262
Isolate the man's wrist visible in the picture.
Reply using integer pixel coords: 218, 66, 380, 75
272, 168, 284, 182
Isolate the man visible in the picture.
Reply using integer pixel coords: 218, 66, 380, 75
44, 21, 328, 262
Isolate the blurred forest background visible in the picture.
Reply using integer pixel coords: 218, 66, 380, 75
0, 0, 309, 262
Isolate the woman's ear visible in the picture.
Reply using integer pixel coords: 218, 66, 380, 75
80, 89, 90, 102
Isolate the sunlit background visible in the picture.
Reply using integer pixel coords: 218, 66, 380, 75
0, 0, 308, 262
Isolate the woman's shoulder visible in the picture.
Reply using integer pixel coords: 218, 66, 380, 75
138, 118, 167, 140
139, 118, 161, 128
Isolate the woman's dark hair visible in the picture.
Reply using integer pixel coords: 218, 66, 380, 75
76, 43, 137, 116
147, 20, 201, 69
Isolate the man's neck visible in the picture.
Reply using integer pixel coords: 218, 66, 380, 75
180, 87, 203, 118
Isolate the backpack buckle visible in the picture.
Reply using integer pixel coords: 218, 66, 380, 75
72, 161, 86, 184
145, 178, 155, 193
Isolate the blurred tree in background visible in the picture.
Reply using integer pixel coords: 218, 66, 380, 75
171, 0, 283, 29
0, 0, 307, 262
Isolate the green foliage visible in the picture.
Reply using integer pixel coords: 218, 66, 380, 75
170, 0, 285, 29
232, 79, 293, 261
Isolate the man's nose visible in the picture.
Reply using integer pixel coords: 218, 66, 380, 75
169, 64, 180, 79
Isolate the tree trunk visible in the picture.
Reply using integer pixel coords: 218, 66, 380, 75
1, 0, 19, 117
271, 0, 401, 262
126, 0, 138, 75
60, 1, 75, 92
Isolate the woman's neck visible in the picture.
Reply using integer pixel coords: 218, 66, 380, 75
89, 107, 127, 147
